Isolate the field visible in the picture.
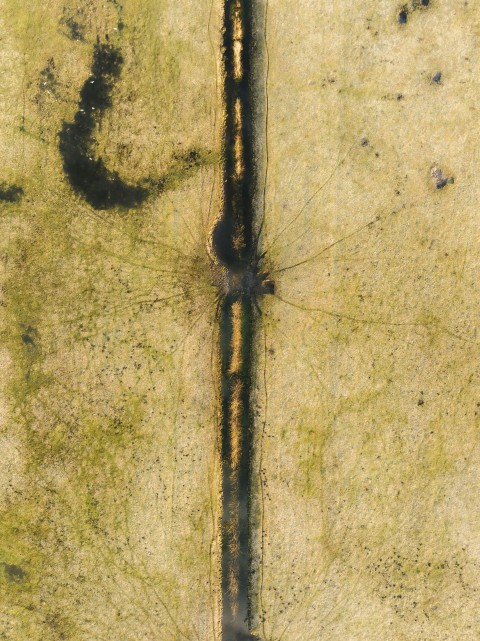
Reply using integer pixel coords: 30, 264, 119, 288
1, 1, 480, 640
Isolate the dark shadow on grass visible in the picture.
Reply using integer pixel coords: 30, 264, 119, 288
58, 42, 216, 210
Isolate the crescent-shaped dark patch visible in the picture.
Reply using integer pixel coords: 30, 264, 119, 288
58, 43, 150, 210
